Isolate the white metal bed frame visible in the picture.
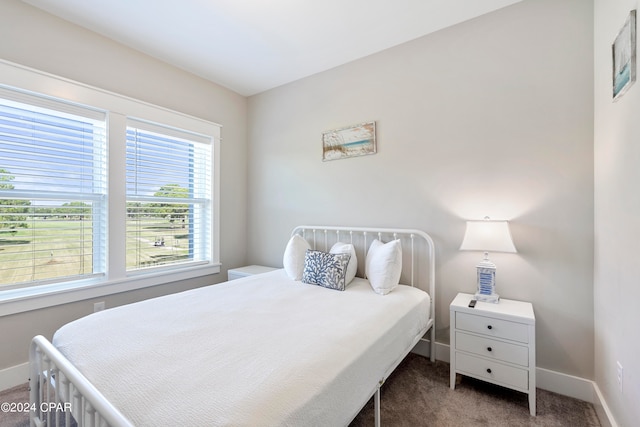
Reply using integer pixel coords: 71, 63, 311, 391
29, 336, 134, 427
292, 225, 436, 427
29, 225, 436, 427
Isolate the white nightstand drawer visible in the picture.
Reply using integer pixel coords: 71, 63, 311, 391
455, 331, 529, 366
456, 312, 529, 343
456, 352, 529, 390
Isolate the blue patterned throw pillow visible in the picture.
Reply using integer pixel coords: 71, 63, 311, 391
302, 250, 351, 291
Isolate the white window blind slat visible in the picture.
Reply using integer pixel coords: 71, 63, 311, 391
125, 120, 212, 271
127, 117, 211, 145
0, 92, 107, 290
0, 85, 106, 121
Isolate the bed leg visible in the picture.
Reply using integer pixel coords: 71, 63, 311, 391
374, 387, 381, 427
430, 326, 436, 362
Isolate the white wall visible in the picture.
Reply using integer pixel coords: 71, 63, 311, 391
247, 0, 594, 379
0, 0, 248, 372
594, 1, 640, 426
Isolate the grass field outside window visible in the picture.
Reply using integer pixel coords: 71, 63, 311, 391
0, 216, 191, 288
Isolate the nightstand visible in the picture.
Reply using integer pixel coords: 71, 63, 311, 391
450, 292, 536, 416
227, 265, 277, 281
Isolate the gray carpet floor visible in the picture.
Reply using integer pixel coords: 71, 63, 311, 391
0, 353, 601, 426
350, 353, 601, 426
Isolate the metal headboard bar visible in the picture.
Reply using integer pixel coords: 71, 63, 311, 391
291, 225, 436, 362
291, 225, 435, 289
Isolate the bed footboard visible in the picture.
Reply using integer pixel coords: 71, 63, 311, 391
29, 335, 134, 427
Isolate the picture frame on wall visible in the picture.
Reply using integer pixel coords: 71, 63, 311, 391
322, 121, 376, 161
612, 9, 636, 101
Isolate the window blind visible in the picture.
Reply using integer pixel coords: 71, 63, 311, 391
126, 118, 212, 271
0, 91, 107, 289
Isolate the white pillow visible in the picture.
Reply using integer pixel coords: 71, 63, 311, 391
283, 234, 311, 280
330, 242, 357, 285
365, 239, 402, 295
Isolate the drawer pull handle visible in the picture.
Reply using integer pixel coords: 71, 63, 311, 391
486, 368, 492, 374
487, 347, 493, 352
487, 325, 493, 330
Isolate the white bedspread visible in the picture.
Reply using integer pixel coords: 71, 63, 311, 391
53, 269, 430, 426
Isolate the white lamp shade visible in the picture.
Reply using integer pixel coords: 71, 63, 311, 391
459, 220, 517, 253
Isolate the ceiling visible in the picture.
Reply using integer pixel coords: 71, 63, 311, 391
23, 0, 522, 96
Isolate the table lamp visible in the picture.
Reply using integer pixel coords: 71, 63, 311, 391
459, 217, 516, 303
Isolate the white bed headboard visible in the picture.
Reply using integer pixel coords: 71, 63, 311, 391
291, 225, 436, 360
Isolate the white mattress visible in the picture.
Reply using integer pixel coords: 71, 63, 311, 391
53, 269, 430, 426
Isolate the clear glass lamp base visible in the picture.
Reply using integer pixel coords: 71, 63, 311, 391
474, 292, 500, 303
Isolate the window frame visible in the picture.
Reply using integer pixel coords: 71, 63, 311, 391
0, 60, 221, 316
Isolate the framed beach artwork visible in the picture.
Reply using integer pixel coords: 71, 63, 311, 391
612, 10, 636, 101
322, 121, 376, 161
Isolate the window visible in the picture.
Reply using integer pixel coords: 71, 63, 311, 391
0, 90, 107, 290
126, 119, 212, 271
0, 61, 220, 314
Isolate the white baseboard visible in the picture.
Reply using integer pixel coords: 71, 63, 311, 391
0, 362, 29, 391
412, 341, 618, 427
592, 382, 618, 427
411, 340, 449, 363
536, 366, 594, 402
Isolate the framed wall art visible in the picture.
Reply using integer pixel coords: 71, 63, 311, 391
612, 9, 636, 101
322, 121, 376, 161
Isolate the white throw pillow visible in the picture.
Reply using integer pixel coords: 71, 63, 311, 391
330, 242, 358, 285
365, 239, 402, 295
283, 234, 311, 280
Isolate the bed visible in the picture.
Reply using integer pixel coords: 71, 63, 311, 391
29, 225, 435, 427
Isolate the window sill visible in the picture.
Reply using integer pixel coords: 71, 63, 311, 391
0, 263, 221, 317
